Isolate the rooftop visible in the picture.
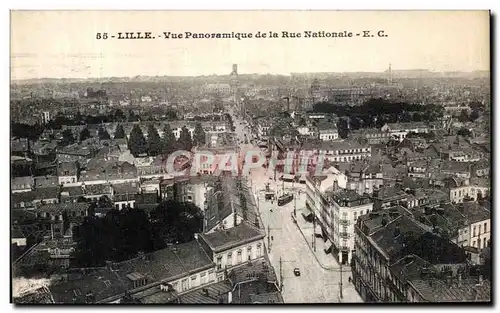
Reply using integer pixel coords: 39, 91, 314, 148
38, 203, 91, 214
49, 269, 126, 304
178, 280, 232, 304
115, 240, 214, 289
410, 277, 491, 302
200, 222, 264, 253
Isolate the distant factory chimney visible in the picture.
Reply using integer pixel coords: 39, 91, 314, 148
388, 63, 393, 85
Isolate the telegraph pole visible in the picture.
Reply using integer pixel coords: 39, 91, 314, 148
279, 256, 283, 290
339, 262, 343, 300
312, 216, 317, 252
268, 223, 271, 253
293, 192, 297, 216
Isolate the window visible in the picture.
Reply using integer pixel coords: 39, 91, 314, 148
237, 250, 242, 263
181, 278, 189, 291
171, 281, 178, 290
257, 244, 262, 257
247, 246, 253, 260
473, 227, 476, 237
103, 280, 111, 287
208, 270, 215, 282
227, 252, 232, 266
216, 256, 222, 270
191, 276, 197, 287
200, 273, 207, 285
484, 222, 487, 233
472, 241, 476, 247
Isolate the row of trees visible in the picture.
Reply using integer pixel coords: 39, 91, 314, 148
57, 125, 113, 147
10, 107, 178, 140
45, 108, 178, 129
71, 200, 203, 267
127, 123, 206, 157
312, 98, 447, 137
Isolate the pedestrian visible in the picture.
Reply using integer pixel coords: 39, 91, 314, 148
348, 276, 352, 283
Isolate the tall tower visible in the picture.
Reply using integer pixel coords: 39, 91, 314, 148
310, 79, 321, 105
231, 64, 238, 76
230, 64, 240, 108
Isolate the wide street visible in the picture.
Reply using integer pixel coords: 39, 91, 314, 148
228, 107, 362, 303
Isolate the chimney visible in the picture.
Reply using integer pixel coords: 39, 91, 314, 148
138, 251, 145, 260
105, 260, 113, 270
393, 225, 401, 238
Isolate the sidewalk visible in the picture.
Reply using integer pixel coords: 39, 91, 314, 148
293, 208, 347, 272
292, 210, 363, 303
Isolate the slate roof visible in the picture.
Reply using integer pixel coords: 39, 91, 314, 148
410, 277, 491, 302
38, 203, 91, 214
34, 176, 59, 188
375, 186, 408, 201
178, 280, 232, 304
204, 178, 259, 231
49, 269, 126, 304
114, 240, 214, 289
370, 215, 427, 259
200, 222, 265, 253
112, 182, 139, 195
389, 254, 435, 283
11, 176, 34, 189
33, 186, 60, 199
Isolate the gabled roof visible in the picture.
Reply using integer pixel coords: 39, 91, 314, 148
38, 203, 91, 214
200, 222, 264, 253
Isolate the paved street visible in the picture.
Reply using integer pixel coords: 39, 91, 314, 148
250, 171, 362, 303
229, 108, 362, 303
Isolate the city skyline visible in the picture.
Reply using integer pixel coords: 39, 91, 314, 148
11, 11, 489, 80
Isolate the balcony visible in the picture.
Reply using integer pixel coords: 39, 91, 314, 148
339, 219, 350, 226
339, 232, 350, 238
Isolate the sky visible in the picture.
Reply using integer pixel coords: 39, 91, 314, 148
10, 10, 490, 80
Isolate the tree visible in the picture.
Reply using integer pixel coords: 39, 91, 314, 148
75, 111, 84, 124
114, 124, 126, 139
77, 196, 88, 203
72, 209, 156, 267
79, 127, 91, 142
98, 126, 111, 140
147, 124, 162, 157
114, 109, 126, 122
458, 109, 470, 123
457, 127, 472, 137
177, 126, 193, 151
162, 124, 177, 154
128, 124, 147, 157
151, 200, 203, 245
469, 110, 480, 121
193, 123, 206, 146
98, 195, 113, 208
128, 110, 139, 122
61, 129, 75, 146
